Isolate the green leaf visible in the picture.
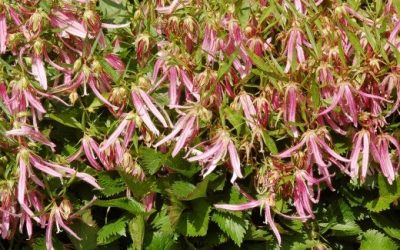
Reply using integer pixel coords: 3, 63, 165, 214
138, 147, 167, 175
262, 131, 278, 154
224, 106, 244, 135
177, 199, 211, 237
99, 58, 120, 83
69, 220, 98, 250
211, 212, 249, 246
330, 221, 362, 236
365, 176, 400, 212
128, 215, 145, 250
46, 112, 83, 129
310, 81, 320, 109
97, 172, 126, 197
145, 232, 177, 250
171, 178, 209, 201
371, 213, 400, 240
360, 230, 398, 250
97, 217, 128, 245
94, 198, 146, 214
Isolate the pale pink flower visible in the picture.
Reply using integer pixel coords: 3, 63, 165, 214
5, 125, 56, 151
46, 204, 81, 250
155, 106, 200, 157
234, 92, 258, 130
214, 195, 282, 245
0, 13, 6, 54
188, 129, 243, 183
131, 87, 169, 136
284, 84, 300, 138
372, 134, 400, 184
156, 0, 183, 14
50, 10, 88, 38
273, 129, 349, 169
100, 112, 137, 151
284, 27, 310, 72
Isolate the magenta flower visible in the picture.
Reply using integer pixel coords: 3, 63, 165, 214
187, 129, 243, 183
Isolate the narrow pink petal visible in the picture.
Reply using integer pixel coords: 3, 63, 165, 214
272, 138, 306, 158
32, 56, 48, 90
264, 203, 281, 246
101, 23, 130, 29
361, 133, 369, 180
228, 141, 243, 181
155, 115, 189, 147
138, 90, 168, 127
51, 11, 87, 38
285, 31, 297, 72
172, 116, 196, 157
24, 90, 46, 113
187, 141, 224, 162
168, 67, 178, 106
316, 137, 350, 162
350, 134, 362, 177
46, 211, 55, 250
55, 210, 81, 240
131, 91, 160, 135
214, 200, 262, 211
308, 137, 328, 167
0, 14, 6, 54
82, 138, 103, 170
30, 156, 64, 178
88, 78, 118, 110
100, 117, 129, 151
156, 0, 181, 14
318, 86, 345, 116
343, 85, 358, 126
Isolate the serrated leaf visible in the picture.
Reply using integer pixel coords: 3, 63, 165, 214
97, 172, 126, 197
145, 232, 176, 250
360, 230, 398, 250
211, 212, 249, 246
371, 213, 400, 240
97, 217, 128, 245
365, 176, 400, 212
171, 178, 209, 201
177, 199, 211, 237
138, 147, 167, 175
94, 198, 145, 214
128, 215, 145, 250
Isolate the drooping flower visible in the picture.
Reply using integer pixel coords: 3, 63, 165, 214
50, 10, 88, 39
372, 134, 400, 184
283, 84, 300, 138
284, 26, 310, 72
155, 104, 209, 156
131, 85, 169, 136
5, 124, 56, 151
273, 128, 350, 169
187, 129, 243, 183
214, 194, 283, 245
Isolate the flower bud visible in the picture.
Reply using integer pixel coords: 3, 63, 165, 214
33, 40, 44, 55
59, 199, 73, 220
69, 91, 79, 105
73, 58, 82, 73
